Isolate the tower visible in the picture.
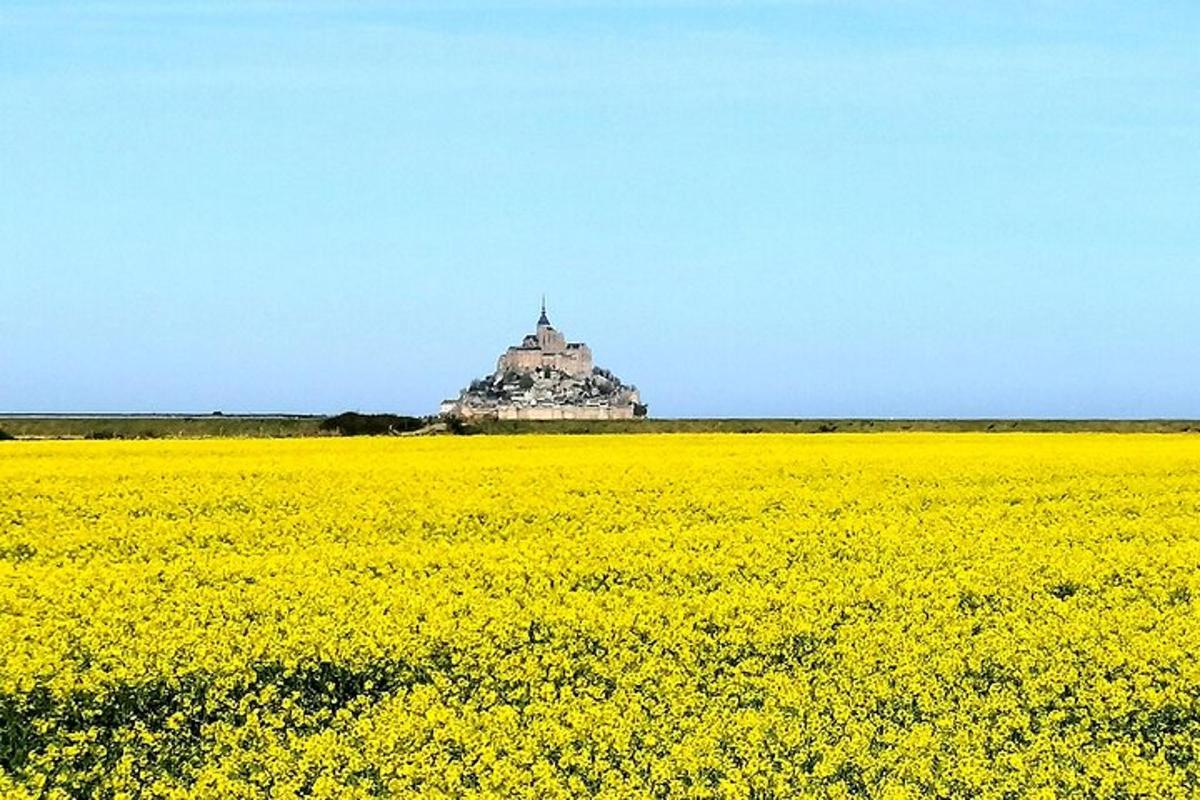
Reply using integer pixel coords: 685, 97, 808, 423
535, 297, 565, 352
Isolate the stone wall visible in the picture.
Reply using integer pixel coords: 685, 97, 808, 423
447, 402, 635, 421
494, 404, 636, 421
497, 345, 593, 377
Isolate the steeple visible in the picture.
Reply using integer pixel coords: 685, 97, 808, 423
537, 295, 551, 328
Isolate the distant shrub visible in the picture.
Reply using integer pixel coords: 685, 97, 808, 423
85, 431, 116, 440
633, 403, 648, 418
0, 429, 14, 441
319, 413, 427, 437
444, 416, 480, 436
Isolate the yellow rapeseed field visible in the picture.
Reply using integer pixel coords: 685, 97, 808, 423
2, 433, 1199, 799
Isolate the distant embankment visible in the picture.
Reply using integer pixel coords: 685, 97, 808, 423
0, 414, 323, 439
469, 418, 1200, 435
1, 414, 1198, 440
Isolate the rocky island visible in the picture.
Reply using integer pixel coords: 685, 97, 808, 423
440, 302, 645, 420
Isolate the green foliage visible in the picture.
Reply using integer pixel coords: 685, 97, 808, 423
444, 416, 480, 436
318, 413, 427, 437
0, 416, 322, 440
2, 416, 1199, 440
466, 418, 1200, 436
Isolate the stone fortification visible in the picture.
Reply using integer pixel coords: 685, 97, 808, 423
440, 302, 644, 421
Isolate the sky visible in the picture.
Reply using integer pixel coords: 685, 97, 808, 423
1, 1, 1197, 418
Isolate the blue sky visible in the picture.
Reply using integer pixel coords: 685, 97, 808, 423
2, 2, 1197, 417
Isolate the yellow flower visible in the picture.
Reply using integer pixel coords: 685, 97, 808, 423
0, 433, 1198, 797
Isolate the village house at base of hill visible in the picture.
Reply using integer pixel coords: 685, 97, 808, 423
439, 303, 645, 421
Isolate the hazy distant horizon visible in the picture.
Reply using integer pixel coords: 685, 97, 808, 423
4, 2, 1198, 418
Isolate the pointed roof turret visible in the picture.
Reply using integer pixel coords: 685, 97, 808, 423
537, 296, 551, 327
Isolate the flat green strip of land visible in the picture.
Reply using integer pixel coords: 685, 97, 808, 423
0, 415, 323, 440
471, 418, 1200, 435
2, 415, 1199, 439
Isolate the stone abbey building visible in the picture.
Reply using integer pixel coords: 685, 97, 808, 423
496, 303, 594, 377
440, 301, 644, 421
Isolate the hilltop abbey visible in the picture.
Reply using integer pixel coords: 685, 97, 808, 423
440, 301, 644, 421
496, 302, 594, 377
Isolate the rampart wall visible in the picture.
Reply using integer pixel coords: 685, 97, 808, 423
494, 404, 636, 421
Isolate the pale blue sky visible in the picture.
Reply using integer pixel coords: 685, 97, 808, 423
2, 2, 1197, 417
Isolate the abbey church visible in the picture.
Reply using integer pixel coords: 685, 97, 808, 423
440, 302, 644, 420
496, 302, 594, 377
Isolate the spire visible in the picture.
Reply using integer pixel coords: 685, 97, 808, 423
537, 295, 551, 327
